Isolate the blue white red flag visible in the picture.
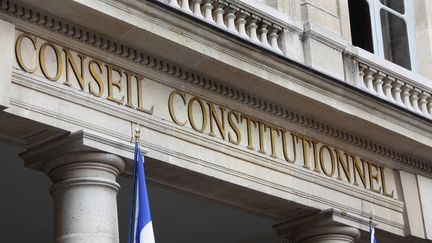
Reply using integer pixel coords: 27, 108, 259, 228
128, 142, 155, 243
370, 224, 376, 243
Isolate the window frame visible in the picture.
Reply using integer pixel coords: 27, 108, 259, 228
367, 0, 418, 71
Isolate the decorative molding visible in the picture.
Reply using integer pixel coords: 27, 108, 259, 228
1, 0, 431, 177
10, 72, 405, 214
9, 71, 406, 219
10, 82, 405, 228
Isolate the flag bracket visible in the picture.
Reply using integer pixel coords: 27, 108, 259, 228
134, 123, 141, 142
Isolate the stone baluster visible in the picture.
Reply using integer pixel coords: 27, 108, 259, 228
225, 4, 238, 33
258, 19, 272, 49
418, 92, 431, 117
373, 71, 386, 98
202, 0, 215, 23
246, 15, 260, 43
180, 0, 193, 13
169, 0, 181, 8
410, 88, 422, 114
428, 97, 432, 117
392, 80, 404, 106
236, 10, 250, 39
356, 64, 367, 90
213, 0, 226, 28
383, 75, 395, 102
364, 67, 377, 94
191, 0, 203, 18
268, 24, 283, 54
401, 84, 414, 110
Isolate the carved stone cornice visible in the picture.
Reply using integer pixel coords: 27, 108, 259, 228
1, 0, 431, 176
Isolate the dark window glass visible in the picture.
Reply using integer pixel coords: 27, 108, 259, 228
380, 0, 405, 14
380, 9, 411, 70
348, 0, 374, 53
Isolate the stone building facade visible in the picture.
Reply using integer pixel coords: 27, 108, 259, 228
0, 0, 431, 242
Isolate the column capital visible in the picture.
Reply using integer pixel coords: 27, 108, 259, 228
20, 131, 126, 175
292, 225, 361, 243
273, 209, 364, 243
20, 131, 127, 243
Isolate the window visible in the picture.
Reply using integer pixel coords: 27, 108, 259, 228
348, 0, 374, 53
348, 0, 417, 71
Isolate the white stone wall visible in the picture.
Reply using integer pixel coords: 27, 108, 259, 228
0, 19, 14, 109
414, 0, 432, 79
0, 0, 431, 241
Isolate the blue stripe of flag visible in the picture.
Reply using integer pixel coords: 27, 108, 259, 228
129, 143, 155, 243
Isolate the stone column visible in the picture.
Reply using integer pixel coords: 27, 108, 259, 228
273, 209, 363, 243
292, 225, 361, 243
21, 132, 126, 243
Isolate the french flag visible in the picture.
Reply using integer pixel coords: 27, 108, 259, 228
128, 143, 155, 243
370, 224, 376, 243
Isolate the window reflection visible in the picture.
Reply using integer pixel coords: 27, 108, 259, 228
380, 0, 405, 14
380, 9, 411, 69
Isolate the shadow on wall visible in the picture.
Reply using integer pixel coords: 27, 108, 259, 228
0, 142, 53, 243
117, 177, 278, 243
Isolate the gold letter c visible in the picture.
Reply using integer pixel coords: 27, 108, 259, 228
168, 90, 187, 126
15, 34, 37, 73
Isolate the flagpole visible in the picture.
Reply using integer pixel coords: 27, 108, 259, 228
127, 123, 141, 243
369, 216, 376, 243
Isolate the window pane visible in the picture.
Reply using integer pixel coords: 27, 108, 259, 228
348, 0, 374, 53
380, 0, 404, 14
380, 9, 411, 70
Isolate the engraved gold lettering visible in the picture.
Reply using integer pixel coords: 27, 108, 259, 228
257, 121, 266, 154
88, 59, 104, 97
39, 42, 62, 81
124, 70, 134, 108
228, 111, 241, 145
281, 130, 296, 163
242, 115, 257, 150
335, 149, 351, 182
296, 135, 312, 169
106, 64, 125, 105
267, 125, 280, 158
379, 166, 394, 198
352, 156, 367, 188
311, 140, 320, 173
208, 103, 226, 140
15, 34, 37, 73
15, 34, 399, 198
64, 48, 86, 90
188, 97, 207, 133
319, 144, 335, 177
136, 75, 154, 114
168, 91, 187, 126
367, 160, 381, 193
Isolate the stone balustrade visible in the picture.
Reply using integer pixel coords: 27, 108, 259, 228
159, 0, 285, 54
357, 63, 432, 119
